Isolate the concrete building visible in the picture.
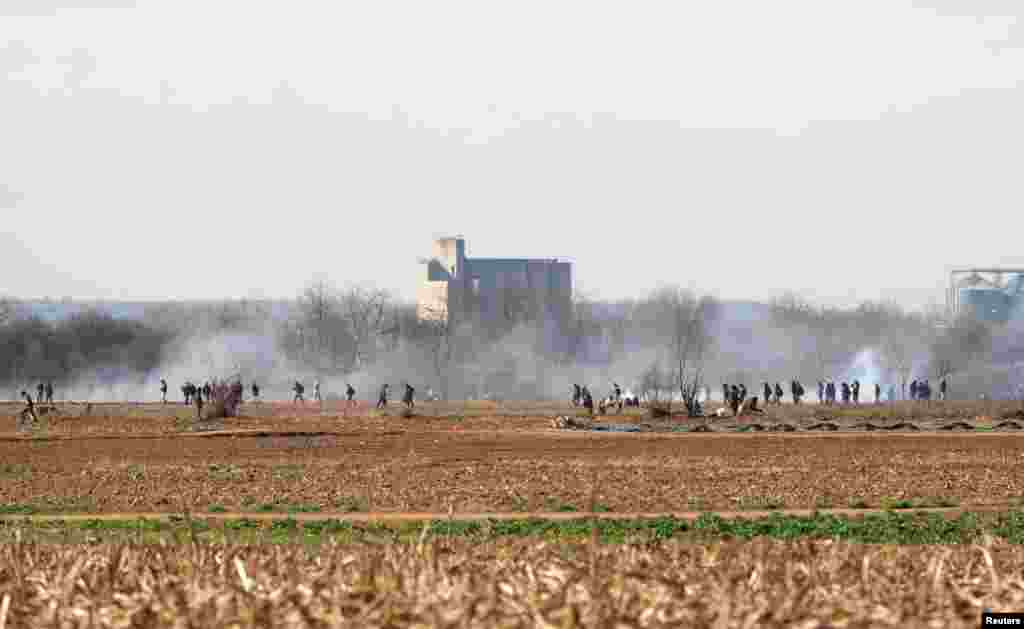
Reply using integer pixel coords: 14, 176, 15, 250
418, 237, 572, 328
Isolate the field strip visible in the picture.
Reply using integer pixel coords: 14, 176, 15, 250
0, 506, 1016, 524
0, 429, 403, 442
0, 428, 1021, 442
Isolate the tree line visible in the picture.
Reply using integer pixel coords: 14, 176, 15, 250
0, 284, 1006, 402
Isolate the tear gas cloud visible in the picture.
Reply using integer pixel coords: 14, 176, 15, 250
2, 290, 1022, 403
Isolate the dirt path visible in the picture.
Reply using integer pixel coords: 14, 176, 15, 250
0, 429, 403, 443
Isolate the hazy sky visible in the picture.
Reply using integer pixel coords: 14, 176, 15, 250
1, 0, 1022, 309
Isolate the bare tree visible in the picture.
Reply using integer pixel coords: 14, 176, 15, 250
418, 302, 457, 400
810, 308, 842, 378
929, 316, 993, 385
339, 285, 390, 371
769, 292, 817, 323
881, 334, 915, 400
605, 299, 634, 364
638, 359, 667, 404
0, 297, 16, 327
295, 279, 354, 373
566, 287, 599, 365
930, 351, 955, 384
380, 303, 418, 354
771, 296, 843, 380
649, 286, 717, 416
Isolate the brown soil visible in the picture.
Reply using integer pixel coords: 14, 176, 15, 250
1, 402, 1023, 513
0, 506, 1001, 524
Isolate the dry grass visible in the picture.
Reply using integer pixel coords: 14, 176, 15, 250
0, 537, 1018, 627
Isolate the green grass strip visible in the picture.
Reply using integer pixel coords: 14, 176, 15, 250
3, 511, 1024, 545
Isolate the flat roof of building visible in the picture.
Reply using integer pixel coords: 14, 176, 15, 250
951, 268, 1024, 274
468, 258, 570, 264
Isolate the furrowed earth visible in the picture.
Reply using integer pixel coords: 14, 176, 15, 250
2, 399, 1024, 514
4, 399, 1024, 626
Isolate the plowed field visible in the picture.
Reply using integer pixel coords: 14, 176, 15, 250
3, 401, 1024, 514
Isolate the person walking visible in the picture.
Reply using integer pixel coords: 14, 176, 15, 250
20, 390, 37, 425
195, 387, 204, 420
403, 383, 415, 409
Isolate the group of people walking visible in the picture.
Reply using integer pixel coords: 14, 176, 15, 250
161, 378, 424, 411
571, 383, 641, 414
375, 383, 416, 410
16, 370, 957, 426
817, 380, 871, 405
815, 377, 947, 404
22, 381, 55, 405
754, 381, 806, 406
909, 378, 947, 401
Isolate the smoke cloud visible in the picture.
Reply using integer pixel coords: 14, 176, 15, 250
5, 284, 1024, 404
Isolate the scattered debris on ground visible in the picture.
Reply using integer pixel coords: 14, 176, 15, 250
887, 422, 920, 431
940, 421, 975, 431
646, 403, 673, 419
590, 424, 643, 433
855, 421, 920, 431
552, 416, 645, 432
551, 415, 591, 430
191, 420, 226, 432
806, 422, 839, 431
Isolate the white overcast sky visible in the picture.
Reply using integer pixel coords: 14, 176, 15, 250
1, 0, 1022, 308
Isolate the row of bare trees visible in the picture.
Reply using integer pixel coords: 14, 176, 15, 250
0, 306, 172, 394
765, 293, 996, 400
278, 280, 394, 374
0, 282, 1007, 402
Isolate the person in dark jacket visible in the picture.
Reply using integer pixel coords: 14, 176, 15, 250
403, 384, 415, 409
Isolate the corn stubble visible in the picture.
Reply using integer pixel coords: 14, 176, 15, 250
0, 537, 1019, 627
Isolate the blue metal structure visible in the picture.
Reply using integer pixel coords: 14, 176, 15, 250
949, 269, 1024, 323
